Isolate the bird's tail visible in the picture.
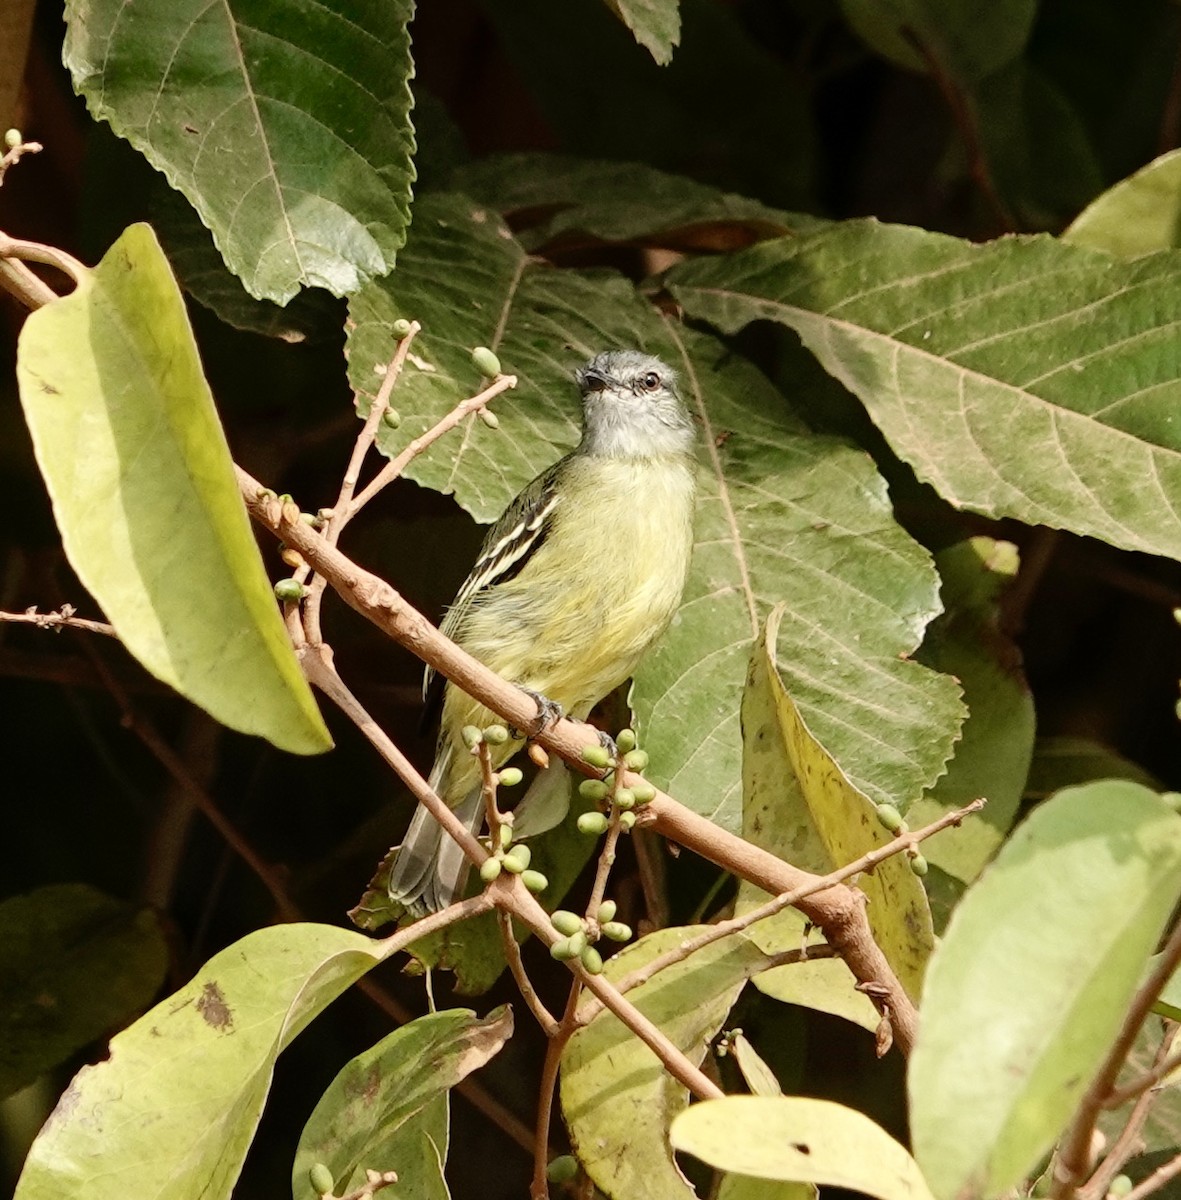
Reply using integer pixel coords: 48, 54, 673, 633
387, 747, 484, 917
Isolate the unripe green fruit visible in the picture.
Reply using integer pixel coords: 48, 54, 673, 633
614, 788, 636, 810
577, 811, 609, 836
619, 811, 636, 830
392, 318, 412, 336
483, 724, 510, 745
309, 1163, 335, 1195
461, 725, 483, 750
381, 407, 402, 429
615, 728, 637, 753
596, 900, 617, 923
579, 778, 610, 802
909, 852, 929, 877
581, 946, 604, 975
4, 129, 22, 150
567, 930, 588, 957
273, 578, 306, 602
497, 767, 523, 787
478, 408, 500, 430
480, 857, 503, 883
581, 744, 612, 769
876, 804, 905, 833
499, 823, 514, 849
623, 749, 649, 771
1108, 1176, 1133, 1198
631, 782, 657, 805
521, 869, 548, 893
471, 345, 501, 377
546, 1155, 579, 1184
505, 844, 531, 869
552, 910, 583, 936
550, 936, 576, 960
601, 921, 632, 942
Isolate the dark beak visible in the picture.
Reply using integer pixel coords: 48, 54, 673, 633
578, 366, 610, 393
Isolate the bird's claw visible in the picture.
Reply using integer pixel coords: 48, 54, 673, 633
510, 689, 563, 740
596, 728, 619, 761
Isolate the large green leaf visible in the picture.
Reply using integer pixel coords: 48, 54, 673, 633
668, 223, 1181, 564
15, 224, 331, 754
63, 0, 415, 303
15, 924, 386, 1200
672, 1096, 935, 1200
1064, 148, 1181, 258
0, 885, 167, 1100
909, 782, 1181, 1200
291, 1007, 513, 1200
561, 926, 770, 1200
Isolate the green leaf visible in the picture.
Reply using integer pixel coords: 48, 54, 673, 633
15, 924, 386, 1200
561, 927, 770, 1199
672, 1095, 936, 1200
724, 1030, 783, 1097
735, 609, 935, 1010
15, 223, 331, 754
1064, 148, 1181, 258
668, 223, 1181, 564
906, 538, 1034, 883
839, 0, 1036, 83
909, 782, 1181, 1200
1025, 736, 1160, 801
719, 1177, 817, 1200
0, 885, 167, 1100
453, 153, 815, 252
603, 0, 681, 65
291, 1007, 512, 1200
63, 0, 415, 303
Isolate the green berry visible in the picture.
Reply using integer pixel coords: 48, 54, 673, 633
577, 811, 609, 836
309, 1163, 335, 1196
567, 930, 587, 957
3, 129, 21, 150
876, 804, 905, 833
273, 578, 306, 602
483, 724, 510, 745
479, 857, 503, 884
618, 811, 636, 830
579, 778, 610, 802
546, 1156, 579, 1184
631, 782, 657, 805
497, 767, 523, 787
614, 788, 636, 810
505, 844, 531, 869
552, 910, 583, 936
581, 946, 604, 975
909, 852, 929, 877
471, 345, 502, 377
300, 511, 319, 525
461, 725, 483, 750
1109, 1176, 1133, 1198
596, 900, 617, 923
521, 869, 548, 893
550, 936, 576, 960
581, 745, 612, 769
499, 822, 514, 849
623, 749, 649, 771
392, 318, 412, 336
615, 728, 637, 753
381, 407, 402, 429
478, 408, 500, 430
601, 921, 632, 942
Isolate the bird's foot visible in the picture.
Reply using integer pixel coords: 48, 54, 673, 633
510, 689, 564, 740
595, 728, 619, 761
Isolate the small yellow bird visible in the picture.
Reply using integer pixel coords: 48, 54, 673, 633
388, 349, 697, 914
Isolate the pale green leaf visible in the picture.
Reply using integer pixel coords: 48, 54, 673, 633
724, 1030, 783, 1097
668, 223, 1181, 564
1064, 148, 1181, 258
0, 885, 167, 1100
672, 1095, 935, 1200
15, 924, 385, 1200
603, 0, 681, 64
1025, 736, 1160, 801
15, 224, 331, 754
561, 927, 770, 1200
907, 538, 1034, 883
63, 0, 415, 303
291, 1007, 512, 1200
719, 1177, 817, 1200
909, 783, 1181, 1200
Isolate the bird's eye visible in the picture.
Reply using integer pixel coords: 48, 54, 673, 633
641, 371, 661, 391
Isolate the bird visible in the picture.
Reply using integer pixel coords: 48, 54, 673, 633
387, 349, 698, 916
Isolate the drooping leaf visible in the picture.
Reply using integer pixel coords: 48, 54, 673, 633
734, 609, 936, 1013
603, 0, 681, 65
0, 885, 167, 1100
561, 927, 771, 1200
291, 1007, 513, 1200
1024, 736, 1160, 800
909, 783, 1181, 1200
15, 223, 331, 754
906, 538, 1034, 883
723, 1030, 783, 1098
1064, 147, 1181, 258
15, 924, 386, 1200
672, 1095, 936, 1200
668, 222, 1181, 564
63, 0, 415, 303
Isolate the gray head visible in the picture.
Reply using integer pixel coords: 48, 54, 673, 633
574, 350, 695, 458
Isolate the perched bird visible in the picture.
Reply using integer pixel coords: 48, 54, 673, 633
387, 349, 698, 916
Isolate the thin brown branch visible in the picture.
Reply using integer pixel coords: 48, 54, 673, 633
1104, 1034, 1181, 1111
499, 909, 558, 1036
0, 604, 118, 638
1121, 1150, 1181, 1200
531, 985, 583, 1200
236, 465, 924, 1056
1054, 918, 1181, 1199
0, 135, 41, 186
0, 229, 88, 290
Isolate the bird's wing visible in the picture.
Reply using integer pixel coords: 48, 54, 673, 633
422, 456, 567, 711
